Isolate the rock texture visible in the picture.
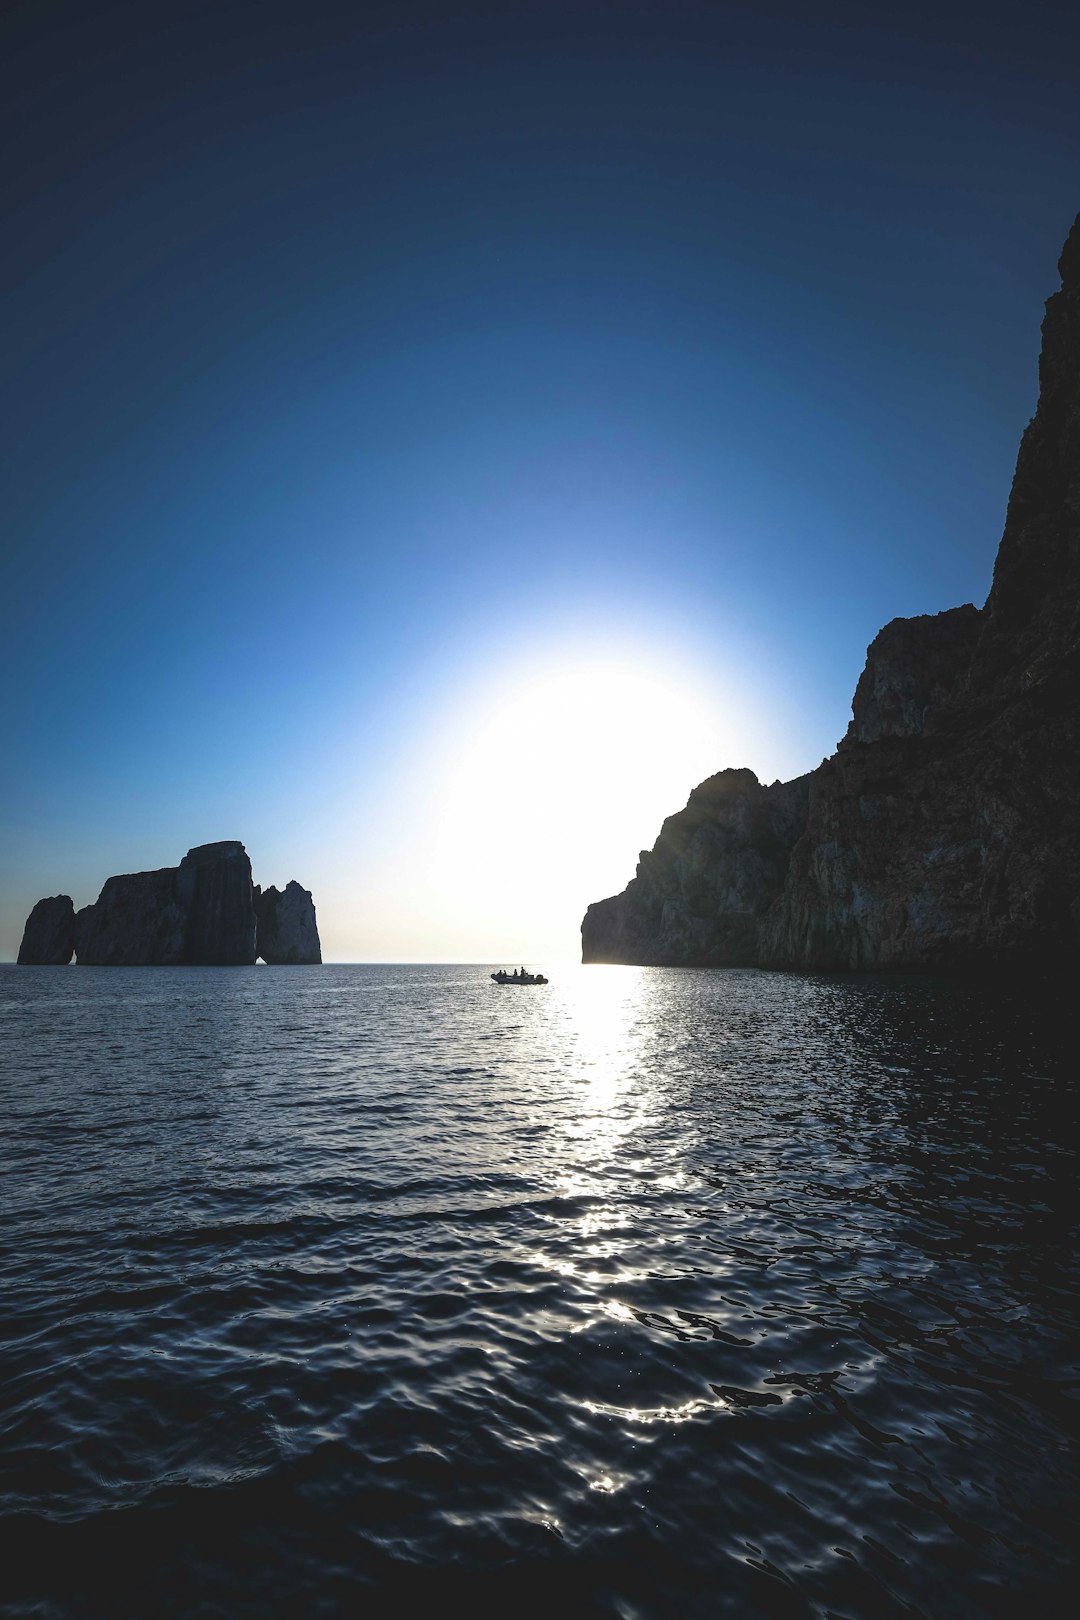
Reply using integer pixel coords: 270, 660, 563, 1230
583, 214, 1080, 974
17, 896, 76, 964
74, 865, 192, 966
74, 842, 258, 966
583, 770, 810, 966
254, 881, 322, 964
19, 842, 325, 967
840, 606, 981, 746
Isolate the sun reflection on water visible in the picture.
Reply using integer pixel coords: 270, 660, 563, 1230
533, 968, 663, 1302
579, 1392, 722, 1427
562, 963, 648, 1104
554, 965, 653, 1185
536, 969, 771, 1448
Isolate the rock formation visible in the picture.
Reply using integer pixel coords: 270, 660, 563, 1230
17, 895, 77, 964
583, 213, 1080, 974
254, 881, 322, 964
583, 770, 810, 966
19, 842, 322, 966
75, 842, 258, 966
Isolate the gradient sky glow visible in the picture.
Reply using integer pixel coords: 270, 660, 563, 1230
2, 0, 1077, 961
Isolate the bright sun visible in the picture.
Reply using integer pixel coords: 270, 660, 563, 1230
416, 647, 757, 958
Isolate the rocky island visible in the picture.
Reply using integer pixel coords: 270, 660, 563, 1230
583, 214, 1080, 974
17, 842, 321, 966
254, 881, 324, 966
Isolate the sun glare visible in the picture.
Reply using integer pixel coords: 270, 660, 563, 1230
414, 646, 757, 957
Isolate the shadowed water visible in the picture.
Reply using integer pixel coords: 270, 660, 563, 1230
1, 964, 1076, 1618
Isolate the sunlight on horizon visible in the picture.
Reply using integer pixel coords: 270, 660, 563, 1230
312, 629, 782, 963
411, 647, 763, 960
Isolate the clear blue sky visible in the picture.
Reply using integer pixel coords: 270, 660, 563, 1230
2, 0, 1077, 961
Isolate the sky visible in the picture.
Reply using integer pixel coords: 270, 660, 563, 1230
1, 0, 1077, 963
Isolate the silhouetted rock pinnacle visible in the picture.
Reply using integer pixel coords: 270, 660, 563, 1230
254, 881, 322, 964
17, 895, 77, 964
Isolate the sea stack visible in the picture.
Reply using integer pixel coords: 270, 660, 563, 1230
18, 841, 322, 966
583, 212, 1080, 974
254, 881, 322, 964
17, 896, 77, 964
75, 842, 258, 966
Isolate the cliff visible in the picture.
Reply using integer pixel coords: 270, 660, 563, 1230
17, 896, 77, 964
583, 770, 810, 966
75, 842, 258, 966
254, 881, 322, 964
583, 213, 1080, 974
20, 843, 322, 966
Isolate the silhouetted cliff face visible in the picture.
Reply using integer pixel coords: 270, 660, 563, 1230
254, 881, 322, 964
21, 843, 324, 967
73, 842, 257, 965
177, 842, 258, 965
583, 214, 1080, 973
17, 896, 76, 964
582, 770, 810, 965
74, 868, 186, 965
969, 215, 1080, 714
841, 606, 981, 746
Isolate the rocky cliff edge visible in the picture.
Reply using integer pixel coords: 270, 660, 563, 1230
582, 214, 1080, 973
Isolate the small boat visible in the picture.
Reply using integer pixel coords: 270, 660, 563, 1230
491, 969, 548, 985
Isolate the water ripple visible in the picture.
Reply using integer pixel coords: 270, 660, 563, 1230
1, 963, 1076, 1617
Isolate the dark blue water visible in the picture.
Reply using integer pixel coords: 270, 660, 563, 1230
1, 964, 1076, 1619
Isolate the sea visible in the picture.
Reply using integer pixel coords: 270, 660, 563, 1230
1, 963, 1076, 1619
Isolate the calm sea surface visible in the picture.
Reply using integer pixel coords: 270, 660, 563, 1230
1, 964, 1076, 1619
